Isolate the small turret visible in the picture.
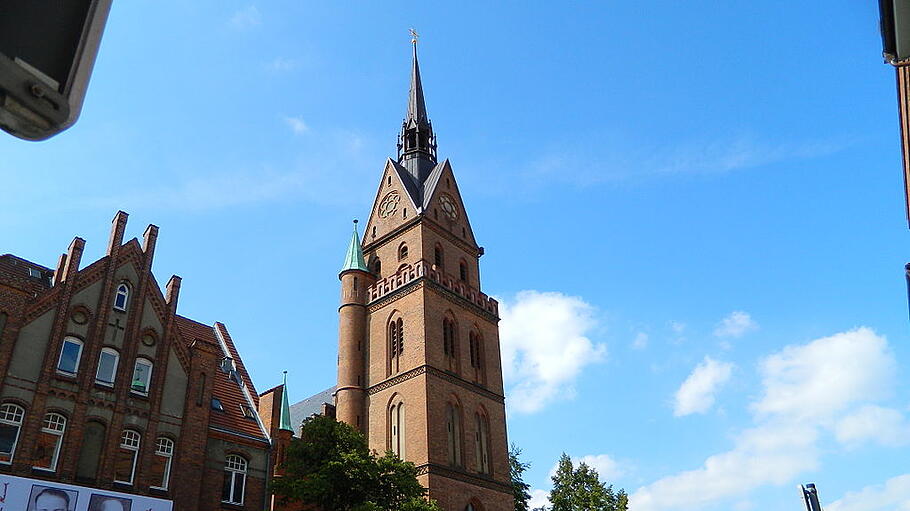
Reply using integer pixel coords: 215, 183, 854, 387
335, 221, 375, 431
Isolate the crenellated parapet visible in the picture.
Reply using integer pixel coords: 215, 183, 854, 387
367, 260, 499, 316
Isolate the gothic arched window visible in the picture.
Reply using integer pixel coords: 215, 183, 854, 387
113, 283, 130, 311
372, 258, 382, 276
389, 317, 404, 374
390, 401, 405, 459
446, 402, 462, 467
443, 317, 458, 372
459, 261, 468, 283
398, 243, 408, 261
469, 331, 485, 384
474, 411, 491, 475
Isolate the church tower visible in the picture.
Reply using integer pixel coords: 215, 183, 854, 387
335, 37, 513, 511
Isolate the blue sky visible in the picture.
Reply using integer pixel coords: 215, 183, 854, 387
1, 1, 908, 510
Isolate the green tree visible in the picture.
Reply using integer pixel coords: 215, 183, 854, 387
510, 444, 532, 511
271, 415, 440, 511
547, 453, 628, 511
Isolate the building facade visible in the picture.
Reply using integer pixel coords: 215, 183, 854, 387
292, 41, 514, 511
0, 212, 272, 510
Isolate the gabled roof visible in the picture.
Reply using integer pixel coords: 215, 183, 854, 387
174, 316, 269, 443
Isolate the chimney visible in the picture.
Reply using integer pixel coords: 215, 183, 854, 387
107, 211, 129, 256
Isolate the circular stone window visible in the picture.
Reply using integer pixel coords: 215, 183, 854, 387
141, 333, 157, 347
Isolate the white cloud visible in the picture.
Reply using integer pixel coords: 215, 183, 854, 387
670, 321, 686, 333
229, 5, 261, 29
673, 357, 734, 417
529, 489, 550, 510
547, 454, 624, 482
631, 327, 897, 511
752, 327, 895, 421
828, 474, 910, 511
499, 291, 606, 414
834, 405, 910, 447
632, 332, 649, 350
713, 311, 758, 338
284, 116, 309, 135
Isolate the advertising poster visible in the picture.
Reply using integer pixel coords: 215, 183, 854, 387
0, 474, 172, 511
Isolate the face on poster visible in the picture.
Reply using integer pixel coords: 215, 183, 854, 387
0, 474, 171, 511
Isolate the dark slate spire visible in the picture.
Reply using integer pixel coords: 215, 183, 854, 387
397, 30, 437, 184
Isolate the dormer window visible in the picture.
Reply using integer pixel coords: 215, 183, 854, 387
27, 268, 42, 278
240, 404, 256, 419
113, 283, 129, 311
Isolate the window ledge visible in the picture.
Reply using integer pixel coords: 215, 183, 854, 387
55, 371, 77, 381
221, 501, 245, 510
112, 481, 133, 489
129, 390, 150, 400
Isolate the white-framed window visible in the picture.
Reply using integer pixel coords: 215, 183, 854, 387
113, 283, 130, 311
131, 358, 153, 395
56, 337, 83, 375
32, 412, 66, 471
95, 348, 119, 386
390, 401, 405, 459
114, 429, 141, 484
222, 455, 247, 505
27, 268, 42, 278
151, 437, 174, 490
0, 403, 24, 464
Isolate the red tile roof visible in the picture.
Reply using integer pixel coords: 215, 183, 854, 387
174, 316, 269, 443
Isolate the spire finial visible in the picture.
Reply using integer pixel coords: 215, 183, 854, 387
398, 28, 437, 180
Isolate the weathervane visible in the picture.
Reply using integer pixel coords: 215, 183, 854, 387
409, 28, 419, 45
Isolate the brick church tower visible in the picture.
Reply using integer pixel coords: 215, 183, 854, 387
334, 38, 513, 511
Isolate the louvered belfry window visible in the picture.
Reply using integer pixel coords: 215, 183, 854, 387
389, 318, 404, 374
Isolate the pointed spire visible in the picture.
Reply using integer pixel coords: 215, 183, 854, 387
398, 29, 437, 183
279, 371, 293, 432
407, 30, 428, 125
340, 220, 368, 273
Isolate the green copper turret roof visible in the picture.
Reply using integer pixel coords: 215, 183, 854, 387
279, 371, 293, 432
340, 220, 368, 273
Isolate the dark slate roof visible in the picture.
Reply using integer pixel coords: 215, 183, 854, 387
289, 386, 335, 437
391, 159, 447, 214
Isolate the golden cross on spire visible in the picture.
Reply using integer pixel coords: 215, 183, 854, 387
409, 28, 419, 45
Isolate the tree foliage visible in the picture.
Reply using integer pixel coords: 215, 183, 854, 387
545, 453, 628, 511
271, 415, 441, 511
510, 444, 533, 511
